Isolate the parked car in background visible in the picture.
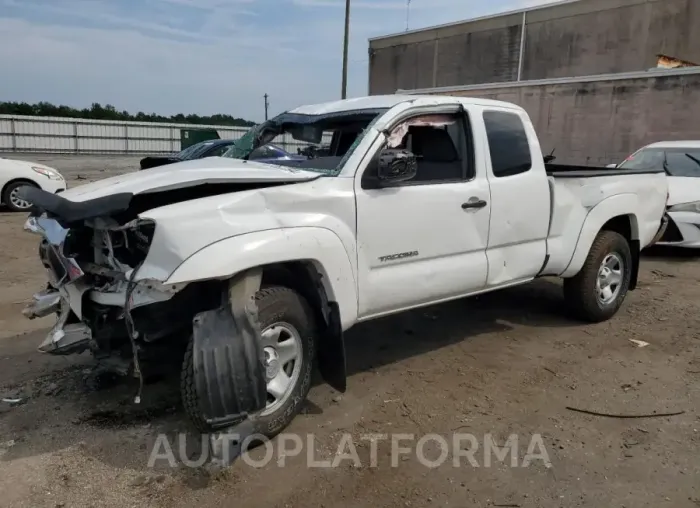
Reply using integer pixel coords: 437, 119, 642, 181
611, 141, 700, 248
0, 157, 66, 212
139, 139, 236, 170
224, 143, 307, 165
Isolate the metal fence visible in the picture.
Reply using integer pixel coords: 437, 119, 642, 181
0, 115, 328, 155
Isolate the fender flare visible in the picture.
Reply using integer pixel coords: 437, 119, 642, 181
165, 227, 359, 330
561, 194, 640, 279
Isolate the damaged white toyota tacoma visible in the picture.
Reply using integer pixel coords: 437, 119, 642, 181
19, 95, 669, 450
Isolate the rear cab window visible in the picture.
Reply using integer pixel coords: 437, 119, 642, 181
483, 110, 532, 177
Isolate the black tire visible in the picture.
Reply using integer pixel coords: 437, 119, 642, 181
2, 180, 37, 212
181, 286, 316, 437
563, 230, 632, 323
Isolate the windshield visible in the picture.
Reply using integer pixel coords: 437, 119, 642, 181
618, 147, 700, 176
176, 141, 212, 160
222, 108, 389, 175
617, 148, 665, 170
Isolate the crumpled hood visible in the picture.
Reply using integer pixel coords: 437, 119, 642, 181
667, 177, 700, 207
59, 157, 321, 202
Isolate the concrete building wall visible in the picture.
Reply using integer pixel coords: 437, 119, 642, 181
368, 0, 700, 95
403, 69, 700, 166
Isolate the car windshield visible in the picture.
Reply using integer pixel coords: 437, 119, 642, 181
222, 108, 389, 175
176, 141, 212, 160
618, 147, 700, 176
617, 148, 665, 170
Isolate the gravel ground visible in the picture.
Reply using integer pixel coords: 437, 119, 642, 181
0, 154, 699, 508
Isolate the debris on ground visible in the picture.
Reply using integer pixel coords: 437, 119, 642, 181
1, 397, 26, 406
629, 339, 650, 348
0, 439, 17, 457
566, 407, 685, 419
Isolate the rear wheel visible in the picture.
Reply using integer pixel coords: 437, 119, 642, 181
564, 230, 632, 323
2, 181, 37, 212
181, 286, 316, 437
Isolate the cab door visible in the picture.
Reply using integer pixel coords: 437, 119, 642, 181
480, 107, 551, 287
354, 108, 491, 319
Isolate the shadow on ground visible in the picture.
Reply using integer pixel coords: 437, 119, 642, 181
643, 245, 700, 260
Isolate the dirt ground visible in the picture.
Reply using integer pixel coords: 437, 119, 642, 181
0, 154, 699, 508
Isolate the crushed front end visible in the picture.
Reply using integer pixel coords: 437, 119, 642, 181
19, 185, 269, 464
22, 213, 205, 362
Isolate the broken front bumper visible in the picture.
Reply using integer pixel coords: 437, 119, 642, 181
23, 289, 92, 355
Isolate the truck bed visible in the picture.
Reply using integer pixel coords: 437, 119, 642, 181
545, 164, 664, 178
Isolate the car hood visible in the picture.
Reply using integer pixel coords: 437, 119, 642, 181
60, 157, 322, 202
667, 176, 700, 207
0, 157, 61, 174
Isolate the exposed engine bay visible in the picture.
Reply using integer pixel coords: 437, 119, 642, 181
20, 179, 296, 356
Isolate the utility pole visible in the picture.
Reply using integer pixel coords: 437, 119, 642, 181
341, 0, 350, 99
406, 0, 411, 31
264, 93, 269, 121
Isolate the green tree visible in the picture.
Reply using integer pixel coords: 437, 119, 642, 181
0, 101, 255, 127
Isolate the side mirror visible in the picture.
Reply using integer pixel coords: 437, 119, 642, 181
377, 148, 417, 184
605, 163, 617, 168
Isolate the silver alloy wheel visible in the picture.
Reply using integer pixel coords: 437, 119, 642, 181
9, 186, 32, 210
596, 252, 623, 305
259, 322, 303, 416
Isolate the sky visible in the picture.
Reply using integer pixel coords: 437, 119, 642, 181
0, 0, 560, 122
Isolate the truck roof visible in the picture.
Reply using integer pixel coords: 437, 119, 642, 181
288, 94, 522, 116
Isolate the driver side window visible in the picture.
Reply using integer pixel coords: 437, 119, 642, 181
361, 112, 473, 188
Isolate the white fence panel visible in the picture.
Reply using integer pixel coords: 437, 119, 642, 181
77, 137, 127, 152
0, 115, 336, 155
128, 138, 174, 152
0, 115, 253, 154
77, 123, 124, 138
15, 135, 74, 151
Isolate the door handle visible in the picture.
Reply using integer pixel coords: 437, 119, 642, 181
462, 199, 487, 210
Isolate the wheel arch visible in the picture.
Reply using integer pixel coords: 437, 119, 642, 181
561, 194, 640, 279
1, 178, 38, 204
599, 214, 641, 290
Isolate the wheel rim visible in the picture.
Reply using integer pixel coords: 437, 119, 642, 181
259, 322, 303, 416
9, 187, 32, 210
596, 252, 624, 305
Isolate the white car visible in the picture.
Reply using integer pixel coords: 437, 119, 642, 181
0, 157, 66, 212
20, 95, 668, 463
612, 141, 700, 247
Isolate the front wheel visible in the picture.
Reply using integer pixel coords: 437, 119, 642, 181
563, 230, 632, 323
181, 286, 316, 437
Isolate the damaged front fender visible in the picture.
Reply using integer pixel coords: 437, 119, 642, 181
190, 270, 267, 431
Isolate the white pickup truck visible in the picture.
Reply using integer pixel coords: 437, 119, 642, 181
20, 95, 668, 444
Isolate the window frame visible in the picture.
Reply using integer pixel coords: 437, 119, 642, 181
360, 109, 476, 189
482, 109, 533, 179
